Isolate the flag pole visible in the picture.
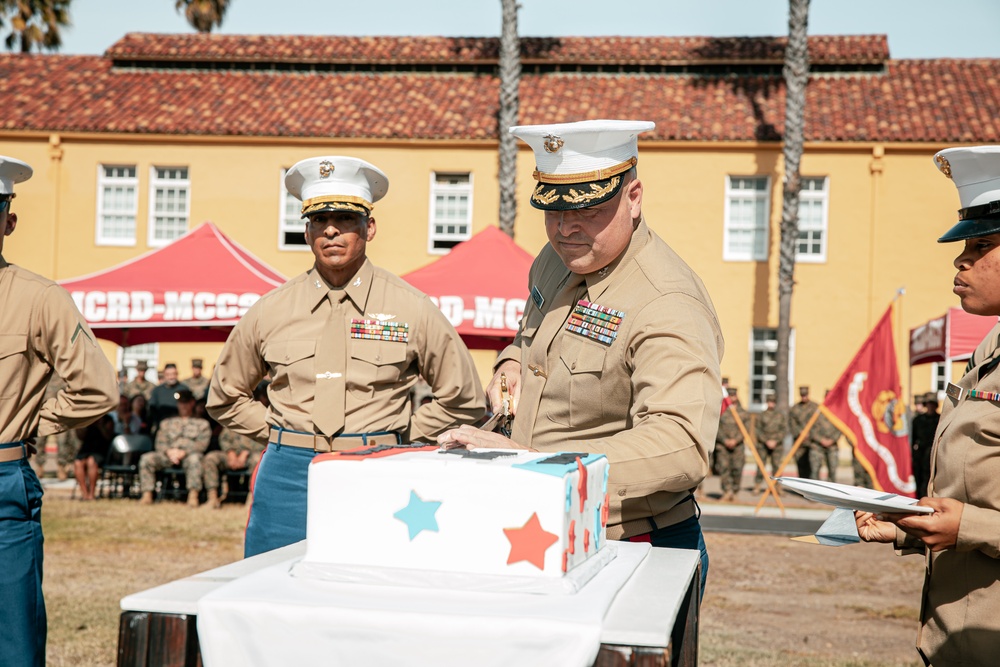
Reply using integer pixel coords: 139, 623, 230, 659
894, 287, 907, 409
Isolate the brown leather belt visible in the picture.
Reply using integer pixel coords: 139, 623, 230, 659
0, 442, 35, 463
267, 428, 402, 453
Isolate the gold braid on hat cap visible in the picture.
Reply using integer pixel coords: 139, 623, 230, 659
533, 157, 637, 185
301, 195, 372, 216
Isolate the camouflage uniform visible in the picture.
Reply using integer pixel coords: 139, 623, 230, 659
138, 415, 211, 493
754, 406, 788, 486
788, 398, 819, 478
808, 410, 842, 481
202, 427, 265, 494
123, 377, 155, 400
36, 375, 80, 476
182, 374, 210, 401
715, 402, 750, 495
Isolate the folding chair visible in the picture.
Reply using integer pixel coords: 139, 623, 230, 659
98, 434, 153, 499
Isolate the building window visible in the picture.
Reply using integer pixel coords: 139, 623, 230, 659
931, 361, 949, 395
119, 343, 159, 382
96, 165, 138, 246
428, 172, 473, 253
795, 177, 829, 262
750, 328, 779, 410
724, 176, 770, 261
279, 169, 308, 250
148, 166, 190, 246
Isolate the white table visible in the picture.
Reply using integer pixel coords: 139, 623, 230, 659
117, 541, 699, 667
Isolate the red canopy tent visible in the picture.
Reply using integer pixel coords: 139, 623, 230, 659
59, 222, 286, 346
909, 307, 998, 365
402, 226, 534, 350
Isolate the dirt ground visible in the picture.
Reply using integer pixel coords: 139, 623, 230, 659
41, 479, 927, 667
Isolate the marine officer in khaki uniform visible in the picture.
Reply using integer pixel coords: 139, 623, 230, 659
208, 155, 485, 557
181, 358, 210, 400
438, 120, 724, 594
0, 155, 119, 665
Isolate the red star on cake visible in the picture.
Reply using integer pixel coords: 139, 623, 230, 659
584, 528, 591, 553
503, 512, 558, 570
577, 457, 588, 510
567, 519, 576, 554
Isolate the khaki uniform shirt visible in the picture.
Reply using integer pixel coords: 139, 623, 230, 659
123, 378, 154, 400
756, 407, 788, 445
497, 218, 724, 531
182, 375, 210, 400
0, 256, 118, 443
208, 259, 485, 444
788, 399, 819, 439
154, 416, 211, 454
219, 427, 265, 457
897, 322, 1000, 665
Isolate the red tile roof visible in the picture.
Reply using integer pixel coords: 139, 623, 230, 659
104, 33, 889, 66
0, 35, 996, 144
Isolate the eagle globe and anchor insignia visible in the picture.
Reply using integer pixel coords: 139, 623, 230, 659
872, 390, 907, 437
543, 134, 564, 153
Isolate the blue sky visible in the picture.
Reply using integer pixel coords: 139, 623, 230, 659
55, 0, 1000, 58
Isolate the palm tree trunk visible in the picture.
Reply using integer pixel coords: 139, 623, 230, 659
776, 0, 810, 413
497, 0, 521, 238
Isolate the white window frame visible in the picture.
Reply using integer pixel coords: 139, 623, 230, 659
96, 164, 138, 247
748, 327, 796, 411
147, 166, 191, 247
931, 361, 950, 395
118, 343, 159, 382
427, 171, 473, 254
723, 176, 771, 262
278, 168, 309, 251
795, 176, 830, 263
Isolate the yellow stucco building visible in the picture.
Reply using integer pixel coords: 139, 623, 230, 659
1, 33, 996, 409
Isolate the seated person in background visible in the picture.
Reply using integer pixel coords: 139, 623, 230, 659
74, 414, 116, 501
111, 394, 142, 435
202, 427, 265, 509
130, 393, 151, 435
138, 390, 211, 508
202, 379, 271, 509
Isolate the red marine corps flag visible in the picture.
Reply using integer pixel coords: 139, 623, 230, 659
820, 306, 915, 497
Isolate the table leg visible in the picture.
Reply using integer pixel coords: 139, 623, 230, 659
117, 611, 201, 667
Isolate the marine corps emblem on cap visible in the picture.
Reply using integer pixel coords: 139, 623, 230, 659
509, 119, 654, 211
934, 145, 1000, 243
285, 156, 389, 218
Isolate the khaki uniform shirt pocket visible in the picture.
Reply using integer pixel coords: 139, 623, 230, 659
349, 341, 409, 399
263, 339, 317, 406
0, 334, 28, 399
548, 338, 606, 429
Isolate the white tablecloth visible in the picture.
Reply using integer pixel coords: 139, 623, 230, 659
197, 541, 651, 667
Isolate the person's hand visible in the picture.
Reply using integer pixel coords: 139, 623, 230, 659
820, 438, 835, 447
226, 450, 241, 469
485, 361, 521, 416
236, 451, 250, 469
723, 438, 739, 450
167, 448, 186, 465
436, 424, 533, 451
894, 497, 964, 552
765, 440, 778, 450
855, 511, 896, 543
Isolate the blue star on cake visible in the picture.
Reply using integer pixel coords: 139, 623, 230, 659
393, 490, 442, 540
